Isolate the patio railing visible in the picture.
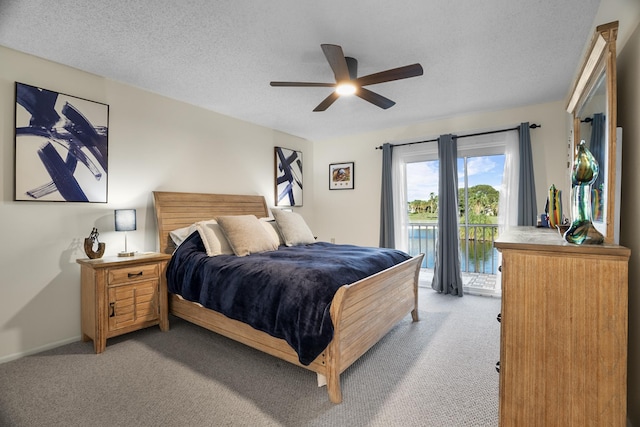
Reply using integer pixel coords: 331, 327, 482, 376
407, 222, 499, 274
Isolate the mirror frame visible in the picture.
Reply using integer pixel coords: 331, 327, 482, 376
566, 21, 618, 243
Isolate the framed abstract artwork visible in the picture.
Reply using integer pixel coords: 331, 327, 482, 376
274, 146, 302, 206
14, 82, 109, 202
329, 162, 354, 190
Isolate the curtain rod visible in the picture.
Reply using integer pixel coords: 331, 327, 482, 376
374, 123, 541, 150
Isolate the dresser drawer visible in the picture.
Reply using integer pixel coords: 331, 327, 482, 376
108, 263, 159, 285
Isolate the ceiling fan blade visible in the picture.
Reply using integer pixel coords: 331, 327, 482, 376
270, 81, 335, 87
345, 57, 358, 80
321, 44, 351, 82
356, 87, 396, 109
313, 92, 340, 112
356, 63, 424, 87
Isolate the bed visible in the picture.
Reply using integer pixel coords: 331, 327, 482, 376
153, 191, 424, 403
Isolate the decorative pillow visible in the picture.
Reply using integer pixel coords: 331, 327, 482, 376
271, 209, 315, 246
195, 220, 234, 256
169, 224, 197, 247
217, 215, 279, 256
260, 218, 284, 247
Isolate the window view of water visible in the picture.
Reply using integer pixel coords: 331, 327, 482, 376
406, 153, 505, 275
407, 225, 499, 274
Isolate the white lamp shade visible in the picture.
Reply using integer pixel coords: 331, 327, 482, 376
114, 209, 136, 232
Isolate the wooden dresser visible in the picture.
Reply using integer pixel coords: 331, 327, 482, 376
494, 227, 629, 426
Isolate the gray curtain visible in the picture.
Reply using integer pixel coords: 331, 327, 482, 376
517, 122, 537, 226
379, 143, 395, 248
431, 134, 463, 296
590, 113, 606, 190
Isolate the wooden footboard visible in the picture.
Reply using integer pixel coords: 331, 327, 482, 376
325, 253, 424, 402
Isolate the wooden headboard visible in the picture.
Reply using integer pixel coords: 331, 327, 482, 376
153, 191, 270, 254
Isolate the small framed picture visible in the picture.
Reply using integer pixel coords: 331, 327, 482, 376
329, 162, 354, 190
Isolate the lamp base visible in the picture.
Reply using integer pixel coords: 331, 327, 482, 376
118, 251, 136, 257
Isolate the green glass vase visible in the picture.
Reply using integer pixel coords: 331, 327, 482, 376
564, 140, 604, 244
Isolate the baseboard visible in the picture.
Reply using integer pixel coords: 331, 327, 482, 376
464, 286, 502, 298
0, 335, 82, 364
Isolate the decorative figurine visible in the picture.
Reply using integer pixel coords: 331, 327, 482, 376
547, 184, 562, 229
564, 141, 604, 244
84, 227, 106, 259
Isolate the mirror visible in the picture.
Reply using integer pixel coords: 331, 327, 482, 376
567, 21, 618, 243
579, 71, 606, 224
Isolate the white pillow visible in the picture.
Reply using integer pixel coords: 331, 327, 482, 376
271, 209, 315, 246
260, 218, 284, 246
217, 215, 279, 256
169, 224, 196, 247
195, 220, 234, 256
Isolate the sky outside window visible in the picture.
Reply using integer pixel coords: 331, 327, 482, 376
406, 155, 505, 202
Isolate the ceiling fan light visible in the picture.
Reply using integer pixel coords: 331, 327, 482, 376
336, 82, 356, 96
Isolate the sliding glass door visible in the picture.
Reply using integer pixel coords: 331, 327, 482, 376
392, 130, 517, 297
457, 154, 503, 274
405, 153, 504, 274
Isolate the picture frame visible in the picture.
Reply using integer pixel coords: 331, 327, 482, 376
14, 82, 109, 202
274, 146, 303, 206
329, 162, 354, 190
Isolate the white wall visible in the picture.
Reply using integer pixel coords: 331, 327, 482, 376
0, 45, 312, 362
617, 16, 640, 427
312, 102, 569, 247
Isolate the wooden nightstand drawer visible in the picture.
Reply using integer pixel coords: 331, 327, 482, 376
108, 263, 159, 285
108, 280, 159, 331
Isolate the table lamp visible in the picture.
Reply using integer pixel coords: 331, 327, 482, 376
114, 209, 136, 257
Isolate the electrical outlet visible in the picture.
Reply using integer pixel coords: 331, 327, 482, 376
330, 238, 335, 244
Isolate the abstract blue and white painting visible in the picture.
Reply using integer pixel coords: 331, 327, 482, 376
275, 147, 302, 206
15, 82, 109, 202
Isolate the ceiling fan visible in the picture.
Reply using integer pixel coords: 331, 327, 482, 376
270, 44, 423, 112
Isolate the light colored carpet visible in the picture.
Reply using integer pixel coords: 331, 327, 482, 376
0, 288, 501, 426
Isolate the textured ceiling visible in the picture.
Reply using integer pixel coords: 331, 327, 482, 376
0, 0, 601, 141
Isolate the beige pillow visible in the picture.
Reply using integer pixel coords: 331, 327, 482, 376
260, 218, 284, 247
217, 215, 279, 256
195, 220, 234, 256
169, 224, 197, 247
271, 209, 315, 246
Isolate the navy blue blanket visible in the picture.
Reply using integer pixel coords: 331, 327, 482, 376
166, 232, 412, 365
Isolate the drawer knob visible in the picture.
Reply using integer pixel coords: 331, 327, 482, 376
128, 271, 143, 278
109, 302, 115, 317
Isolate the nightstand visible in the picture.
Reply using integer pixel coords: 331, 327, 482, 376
77, 252, 172, 353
